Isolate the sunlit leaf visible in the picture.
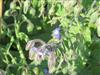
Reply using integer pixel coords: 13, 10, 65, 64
17, 32, 29, 42
56, 4, 66, 16
97, 26, 100, 37
82, 27, 91, 42
27, 22, 34, 33
10, 1, 16, 10
4, 10, 10, 17
29, 7, 36, 17
23, 0, 31, 14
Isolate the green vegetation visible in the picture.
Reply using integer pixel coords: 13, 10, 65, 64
0, 0, 100, 75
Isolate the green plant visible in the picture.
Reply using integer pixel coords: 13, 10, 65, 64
0, 0, 100, 75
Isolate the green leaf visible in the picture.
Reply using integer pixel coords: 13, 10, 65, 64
29, 7, 36, 17
69, 26, 80, 35
56, 4, 66, 16
60, 17, 69, 28
82, 27, 91, 42
4, 10, 10, 16
97, 25, 100, 37
27, 22, 34, 33
23, 0, 31, 14
17, 32, 29, 42
62, 66, 67, 74
74, 4, 83, 18
10, 1, 16, 10
32, 0, 38, 8
89, 11, 99, 24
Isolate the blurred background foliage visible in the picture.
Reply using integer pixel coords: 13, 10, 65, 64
0, 0, 100, 75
